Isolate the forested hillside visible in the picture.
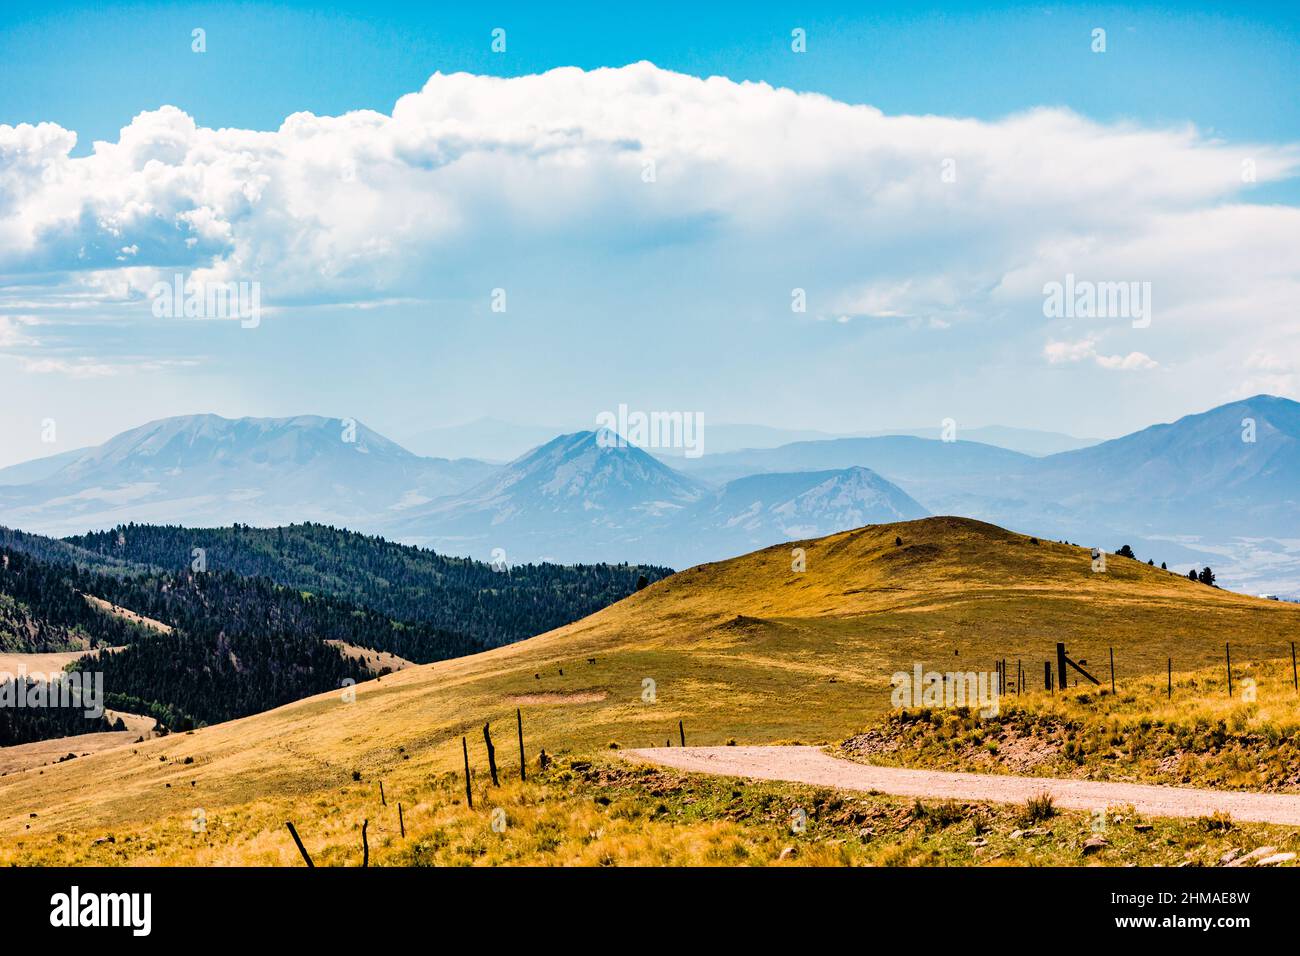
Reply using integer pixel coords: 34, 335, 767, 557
0, 522, 669, 740
0, 546, 450, 734
66, 522, 673, 647
0, 680, 121, 746
83, 624, 370, 730
0, 548, 155, 652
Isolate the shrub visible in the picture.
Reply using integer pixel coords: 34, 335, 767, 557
1022, 792, 1056, 824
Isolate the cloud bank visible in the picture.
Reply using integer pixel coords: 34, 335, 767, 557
1, 61, 1298, 385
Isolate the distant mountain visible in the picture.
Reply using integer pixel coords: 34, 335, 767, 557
859, 425, 1100, 457
0, 447, 90, 486
675, 435, 1034, 490
393, 433, 929, 566
0, 414, 498, 536
1024, 394, 1300, 538
651, 423, 843, 458
393, 430, 710, 562
675, 396, 1300, 595
2, 398, 1297, 594
408, 418, 1096, 463
677, 467, 929, 562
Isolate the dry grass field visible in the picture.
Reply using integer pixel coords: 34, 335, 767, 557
1, 516, 1296, 865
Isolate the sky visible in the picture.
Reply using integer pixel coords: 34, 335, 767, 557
1, 0, 1298, 467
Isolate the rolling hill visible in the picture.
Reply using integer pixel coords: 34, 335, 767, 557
2, 516, 1296, 863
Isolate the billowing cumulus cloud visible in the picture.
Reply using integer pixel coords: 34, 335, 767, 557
1, 61, 1299, 388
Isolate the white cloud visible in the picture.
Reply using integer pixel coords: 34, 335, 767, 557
0, 61, 1296, 394
1045, 335, 1158, 371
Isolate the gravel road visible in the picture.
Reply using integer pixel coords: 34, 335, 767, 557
623, 746, 1300, 825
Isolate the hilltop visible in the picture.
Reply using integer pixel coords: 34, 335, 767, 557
0, 516, 1296, 863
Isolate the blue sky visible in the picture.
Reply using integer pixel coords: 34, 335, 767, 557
1, 1, 1298, 466
5, 2, 1299, 148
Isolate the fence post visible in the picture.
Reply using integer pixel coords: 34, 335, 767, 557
361, 819, 369, 867
1044, 661, 1053, 692
1109, 647, 1115, 695
379, 781, 386, 806
398, 802, 405, 838
1292, 642, 1297, 693
1226, 643, 1233, 698
462, 736, 473, 809
285, 821, 314, 867
1057, 643, 1068, 691
679, 720, 686, 747
517, 708, 526, 782
1167, 658, 1172, 700
484, 722, 499, 786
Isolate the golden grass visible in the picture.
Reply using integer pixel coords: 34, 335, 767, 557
842, 656, 1300, 790
5, 756, 1295, 867
0, 516, 1295, 863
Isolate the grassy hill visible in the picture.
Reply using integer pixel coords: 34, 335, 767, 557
1, 516, 1297, 864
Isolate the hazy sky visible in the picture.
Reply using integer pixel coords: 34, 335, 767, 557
1, 1, 1298, 467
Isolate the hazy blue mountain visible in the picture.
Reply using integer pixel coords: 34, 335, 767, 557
674, 396, 1300, 594
671, 467, 928, 562
1, 397, 1296, 594
858, 425, 1100, 457
391, 429, 710, 563
392, 433, 930, 566
405, 417, 1096, 464
0, 414, 498, 536
651, 423, 843, 458
675, 435, 1035, 491
0, 447, 90, 486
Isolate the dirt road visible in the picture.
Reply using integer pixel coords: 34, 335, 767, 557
623, 746, 1300, 826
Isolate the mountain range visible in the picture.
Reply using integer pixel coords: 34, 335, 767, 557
0, 414, 495, 537
0, 397, 1296, 594
397, 418, 1099, 461
393, 432, 927, 564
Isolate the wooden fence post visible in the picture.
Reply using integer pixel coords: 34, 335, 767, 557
517, 708, 526, 782
1292, 642, 1297, 693
462, 736, 473, 809
361, 819, 369, 867
1226, 642, 1233, 697
1109, 647, 1115, 695
1044, 661, 1053, 691
285, 821, 314, 867
379, 781, 386, 806
398, 803, 405, 838
1056, 642, 1068, 691
484, 722, 499, 786
1167, 658, 1172, 700
679, 720, 686, 747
